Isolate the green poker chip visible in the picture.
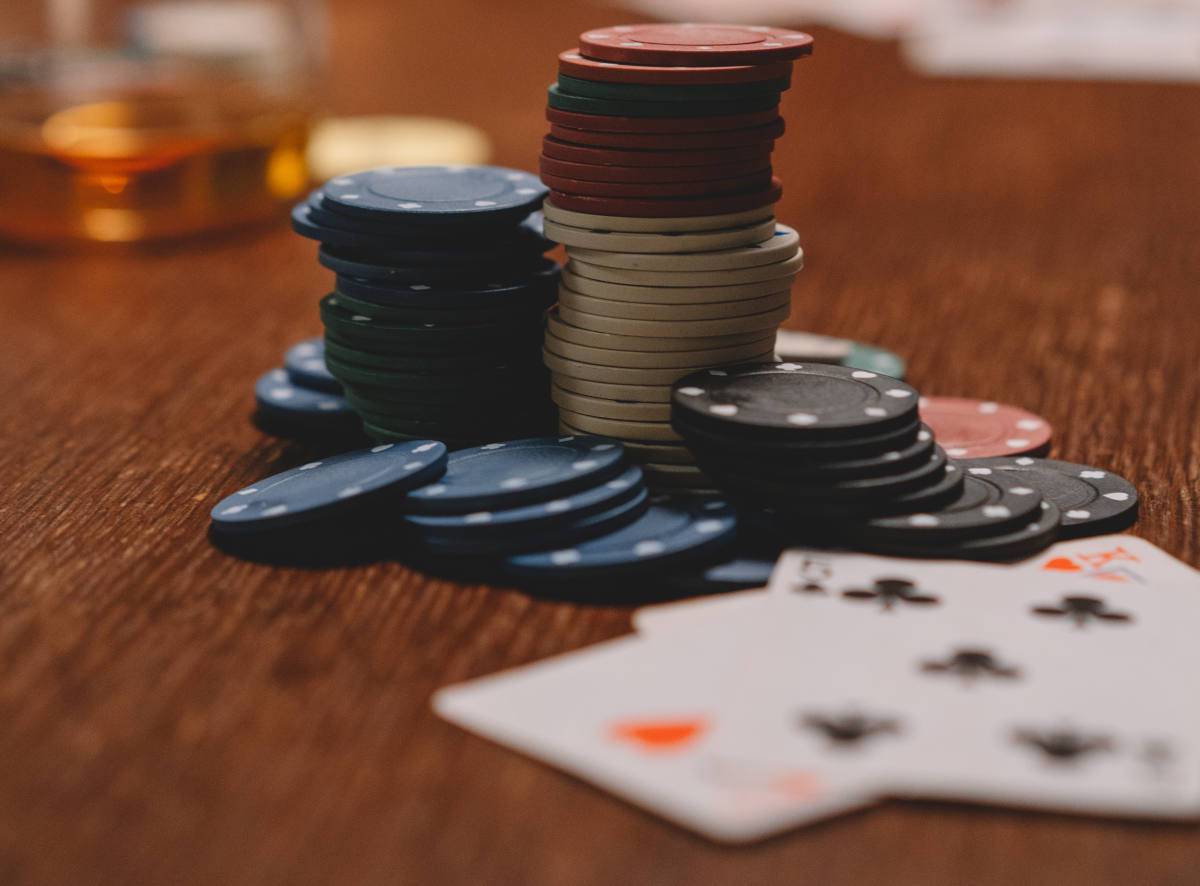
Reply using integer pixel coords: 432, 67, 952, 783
546, 84, 780, 119
556, 74, 790, 103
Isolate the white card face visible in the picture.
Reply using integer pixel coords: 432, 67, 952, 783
433, 634, 880, 843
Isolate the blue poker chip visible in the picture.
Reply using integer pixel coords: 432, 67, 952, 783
254, 368, 357, 429
211, 440, 448, 534
405, 436, 627, 515
505, 496, 738, 580
283, 338, 342, 394
413, 485, 650, 556
320, 165, 548, 225
406, 463, 645, 541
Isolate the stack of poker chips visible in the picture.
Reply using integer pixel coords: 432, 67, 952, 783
670, 363, 1066, 561
291, 165, 558, 447
538, 23, 814, 490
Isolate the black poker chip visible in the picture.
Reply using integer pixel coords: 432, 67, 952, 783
320, 165, 547, 225
959, 457, 1138, 539
671, 362, 920, 440
673, 415, 923, 460
851, 469, 1046, 544
331, 263, 559, 309
863, 500, 1062, 562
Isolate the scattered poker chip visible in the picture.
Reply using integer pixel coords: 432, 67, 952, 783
775, 330, 907, 380
541, 136, 774, 169
543, 198, 772, 232
283, 337, 342, 394
578, 24, 814, 67
549, 119, 784, 151
254, 368, 357, 430
539, 154, 770, 184
671, 362, 921, 439
546, 84, 781, 120
557, 286, 791, 322
540, 169, 773, 200
504, 496, 738, 580
210, 440, 448, 534
545, 325, 775, 365
852, 470, 1046, 544
319, 165, 547, 225
543, 217, 776, 253
556, 74, 790, 102
405, 436, 627, 515
866, 500, 1062, 562
960, 457, 1138, 539
407, 463, 646, 544
919, 396, 1053, 459
414, 486, 651, 556
562, 268, 791, 303
569, 251, 800, 286
570, 224, 799, 272
547, 307, 769, 352
557, 48, 794, 86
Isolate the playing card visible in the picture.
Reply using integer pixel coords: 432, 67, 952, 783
433, 633, 880, 843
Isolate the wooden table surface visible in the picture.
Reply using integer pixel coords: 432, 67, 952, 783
3, 1, 1199, 883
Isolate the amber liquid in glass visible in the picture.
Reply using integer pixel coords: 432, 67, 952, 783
0, 85, 310, 243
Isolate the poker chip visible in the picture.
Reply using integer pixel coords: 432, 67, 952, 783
556, 74, 791, 102
254, 368, 358, 431
541, 136, 774, 169
639, 462, 717, 491
543, 217, 776, 253
546, 307, 769, 351
556, 409, 682, 443
578, 24, 814, 67
405, 436, 627, 515
555, 375, 673, 404
548, 119, 785, 151
546, 84, 781, 120
329, 263, 558, 310
210, 440, 448, 534
548, 179, 782, 219
545, 328, 774, 368
541, 170, 773, 199
558, 48, 794, 86
504, 496, 738, 580
562, 268, 792, 303
320, 165, 546, 224
851, 470, 1046, 544
557, 301, 789, 338
557, 286, 790, 322
672, 363, 920, 439
543, 199, 772, 233
569, 252, 801, 287
865, 500, 1062, 562
283, 337, 342, 394
775, 329, 907, 380
551, 385, 670, 422
920, 396, 1053, 459
960, 457, 1138, 539
543, 350, 733, 387
568, 224, 799, 272
405, 463, 645, 542
539, 154, 770, 184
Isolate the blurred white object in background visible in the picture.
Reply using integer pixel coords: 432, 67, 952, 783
615, 0, 1200, 81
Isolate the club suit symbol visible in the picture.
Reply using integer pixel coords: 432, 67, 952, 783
1031, 595, 1133, 628
920, 647, 1022, 683
841, 578, 940, 610
800, 710, 902, 747
1014, 727, 1115, 763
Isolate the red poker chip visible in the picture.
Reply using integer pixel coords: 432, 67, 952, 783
920, 396, 1053, 459
548, 118, 784, 151
540, 169, 772, 199
547, 178, 782, 218
579, 24, 814, 67
546, 105, 780, 134
541, 136, 773, 169
558, 48, 794, 85
539, 154, 770, 183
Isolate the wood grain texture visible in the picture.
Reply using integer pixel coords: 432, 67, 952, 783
2, 1, 1199, 883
